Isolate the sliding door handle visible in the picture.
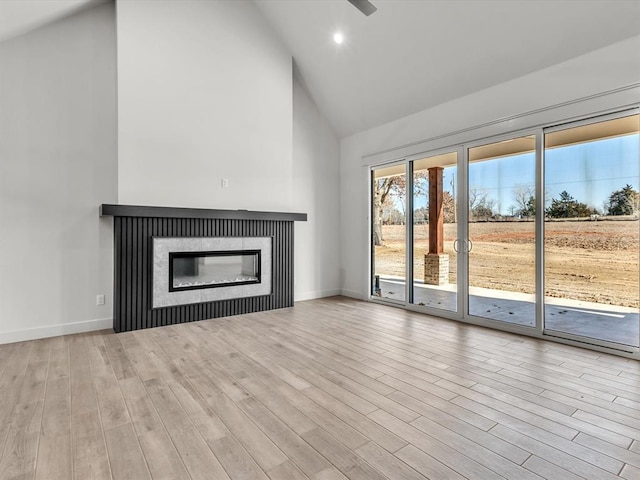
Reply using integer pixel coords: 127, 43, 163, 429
453, 239, 460, 253
467, 239, 473, 253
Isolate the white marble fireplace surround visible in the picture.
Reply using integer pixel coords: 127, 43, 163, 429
153, 237, 272, 308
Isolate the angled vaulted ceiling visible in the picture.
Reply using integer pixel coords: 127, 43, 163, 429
255, 0, 640, 138
2, 1, 638, 139
0, 0, 103, 43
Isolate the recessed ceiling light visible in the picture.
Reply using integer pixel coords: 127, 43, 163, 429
333, 32, 344, 45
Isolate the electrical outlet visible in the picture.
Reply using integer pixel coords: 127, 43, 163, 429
221, 178, 229, 188
96, 294, 105, 306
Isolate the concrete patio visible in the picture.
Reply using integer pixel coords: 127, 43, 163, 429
377, 277, 639, 347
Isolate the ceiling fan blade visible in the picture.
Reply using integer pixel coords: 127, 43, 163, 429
347, 0, 377, 16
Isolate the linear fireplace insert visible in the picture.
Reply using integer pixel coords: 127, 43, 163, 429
169, 250, 261, 291
151, 236, 272, 309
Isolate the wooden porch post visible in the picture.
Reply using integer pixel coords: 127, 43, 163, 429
428, 167, 444, 254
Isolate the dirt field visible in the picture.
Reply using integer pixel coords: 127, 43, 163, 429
374, 220, 639, 307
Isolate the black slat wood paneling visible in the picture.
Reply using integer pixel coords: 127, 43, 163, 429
112, 217, 294, 333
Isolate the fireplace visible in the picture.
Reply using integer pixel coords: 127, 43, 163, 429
100, 204, 306, 332
170, 250, 261, 292
152, 236, 272, 309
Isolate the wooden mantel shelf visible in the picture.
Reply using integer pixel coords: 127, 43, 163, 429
100, 204, 307, 222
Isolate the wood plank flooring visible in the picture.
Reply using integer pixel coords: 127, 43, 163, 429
1, 296, 639, 479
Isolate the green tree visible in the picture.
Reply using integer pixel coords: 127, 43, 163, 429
519, 196, 535, 217
606, 184, 639, 216
546, 191, 595, 218
513, 185, 535, 217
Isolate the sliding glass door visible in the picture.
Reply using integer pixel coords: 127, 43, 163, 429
370, 109, 640, 353
371, 163, 406, 302
467, 135, 536, 327
543, 113, 640, 348
411, 151, 459, 312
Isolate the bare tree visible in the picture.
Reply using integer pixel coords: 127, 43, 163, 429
513, 184, 535, 216
372, 176, 404, 245
413, 206, 429, 224
383, 205, 404, 225
468, 188, 488, 212
372, 171, 429, 246
443, 191, 456, 223
469, 188, 495, 220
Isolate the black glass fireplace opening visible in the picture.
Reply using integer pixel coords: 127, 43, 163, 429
169, 250, 261, 291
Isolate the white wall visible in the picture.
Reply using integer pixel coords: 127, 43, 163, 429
117, 0, 293, 211
117, 0, 342, 302
292, 70, 341, 300
340, 36, 640, 299
0, 0, 340, 345
0, 3, 117, 342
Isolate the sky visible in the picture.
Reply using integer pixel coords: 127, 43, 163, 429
409, 133, 639, 216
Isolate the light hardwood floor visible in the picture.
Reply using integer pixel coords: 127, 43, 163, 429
1, 296, 640, 480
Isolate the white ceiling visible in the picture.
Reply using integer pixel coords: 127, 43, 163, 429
255, 0, 640, 138
1, 1, 638, 139
0, 0, 100, 43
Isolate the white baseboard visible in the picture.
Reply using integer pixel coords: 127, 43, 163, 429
0, 317, 113, 345
340, 288, 366, 300
294, 289, 342, 302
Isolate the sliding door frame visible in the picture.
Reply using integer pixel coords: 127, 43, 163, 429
535, 130, 545, 338
366, 90, 640, 358
369, 160, 408, 306
541, 108, 640, 352
404, 146, 466, 320
461, 128, 542, 334
406, 158, 413, 305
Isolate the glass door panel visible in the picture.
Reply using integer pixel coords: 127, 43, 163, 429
371, 163, 407, 301
467, 135, 536, 326
411, 152, 458, 312
544, 114, 640, 347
